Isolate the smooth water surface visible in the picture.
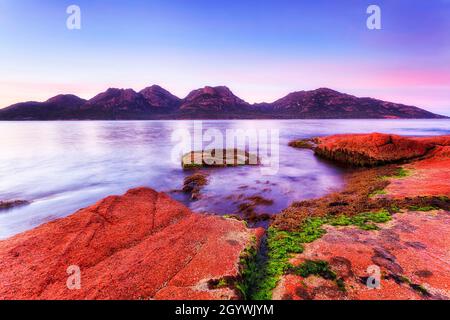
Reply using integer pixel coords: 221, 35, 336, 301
1, 119, 449, 239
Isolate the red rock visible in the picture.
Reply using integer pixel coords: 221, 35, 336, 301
311, 133, 450, 196
274, 210, 450, 300
276, 133, 450, 300
315, 133, 434, 166
386, 145, 450, 198
413, 135, 450, 146
0, 188, 262, 300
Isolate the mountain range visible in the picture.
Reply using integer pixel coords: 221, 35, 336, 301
0, 85, 446, 120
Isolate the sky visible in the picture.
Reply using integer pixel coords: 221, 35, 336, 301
0, 0, 449, 115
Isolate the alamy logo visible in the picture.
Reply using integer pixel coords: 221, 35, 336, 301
66, 265, 81, 290
366, 5, 382, 30
66, 5, 81, 30
366, 265, 381, 289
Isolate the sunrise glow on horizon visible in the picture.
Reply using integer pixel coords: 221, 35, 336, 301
0, 0, 449, 115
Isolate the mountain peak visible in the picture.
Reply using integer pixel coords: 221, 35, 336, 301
46, 94, 86, 105
140, 84, 168, 93
180, 85, 249, 114
312, 87, 342, 95
87, 88, 140, 104
139, 85, 180, 109
184, 86, 243, 101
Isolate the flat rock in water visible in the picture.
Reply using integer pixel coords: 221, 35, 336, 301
182, 148, 259, 169
314, 133, 445, 166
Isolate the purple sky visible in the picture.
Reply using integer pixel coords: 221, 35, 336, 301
0, 0, 449, 115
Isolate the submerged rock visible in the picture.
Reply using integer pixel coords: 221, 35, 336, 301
182, 172, 209, 200
182, 149, 259, 169
0, 200, 29, 211
288, 138, 317, 150
0, 187, 263, 300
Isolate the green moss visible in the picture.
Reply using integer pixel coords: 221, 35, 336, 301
328, 215, 353, 226
380, 167, 411, 180
410, 283, 430, 296
289, 260, 346, 292
393, 274, 431, 297
396, 168, 411, 178
236, 237, 259, 300
369, 189, 387, 197
209, 277, 229, 289
408, 205, 438, 212
251, 211, 391, 299
292, 260, 333, 279
252, 218, 327, 300
336, 278, 346, 292
328, 209, 391, 231
217, 278, 227, 287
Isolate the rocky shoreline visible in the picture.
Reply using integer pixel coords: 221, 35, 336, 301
266, 133, 450, 300
0, 133, 448, 300
0, 188, 264, 299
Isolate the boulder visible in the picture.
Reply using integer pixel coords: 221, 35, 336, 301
314, 133, 434, 166
182, 149, 259, 169
0, 187, 262, 300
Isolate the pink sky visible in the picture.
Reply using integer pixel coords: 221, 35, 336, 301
1, 59, 449, 115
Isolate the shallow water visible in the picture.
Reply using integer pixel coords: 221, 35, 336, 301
0, 119, 449, 239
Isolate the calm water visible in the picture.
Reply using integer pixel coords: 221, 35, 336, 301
1, 119, 449, 239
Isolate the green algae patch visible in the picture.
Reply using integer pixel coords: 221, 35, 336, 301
380, 167, 411, 180
290, 260, 334, 279
251, 218, 327, 300
408, 205, 439, 212
236, 236, 260, 300
387, 274, 431, 297
251, 210, 392, 299
328, 209, 392, 231
289, 260, 346, 292
369, 189, 387, 198
395, 168, 411, 178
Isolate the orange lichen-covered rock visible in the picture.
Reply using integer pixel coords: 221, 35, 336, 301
310, 132, 450, 196
315, 133, 434, 166
0, 187, 262, 300
274, 210, 450, 300
279, 133, 450, 301
413, 135, 450, 146
386, 145, 450, 198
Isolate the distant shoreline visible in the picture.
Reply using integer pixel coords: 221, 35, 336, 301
1, 117, 449, 122
0, 86, 446, 120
